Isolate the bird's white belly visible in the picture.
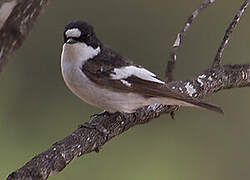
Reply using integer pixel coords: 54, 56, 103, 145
62, 65, 151, 112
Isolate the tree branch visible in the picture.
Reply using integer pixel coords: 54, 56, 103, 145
0, 0, 49, 71
212, 0, 249, 68
7, 63, 250, 180
166, 0, 215, 82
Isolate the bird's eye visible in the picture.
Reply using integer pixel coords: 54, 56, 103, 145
66, 37, 76, 41
64, 36, 80, 44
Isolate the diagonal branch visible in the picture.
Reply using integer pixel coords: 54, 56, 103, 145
0, 0, 49, 71
7, 63, 250, 180
212, 0, 249, 68
166, 0, 215, 82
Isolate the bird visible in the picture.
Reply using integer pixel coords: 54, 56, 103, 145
61, 21, 223, 115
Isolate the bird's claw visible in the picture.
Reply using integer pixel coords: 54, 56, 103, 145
82, 122, 109, 136
90, 110, 112, 119
170, 111, 176, 120
169, 105, 179, 120
84, 111, 121, 136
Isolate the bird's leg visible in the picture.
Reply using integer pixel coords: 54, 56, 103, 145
83, 111, 121, 137
170, 111, 176, 120
90, 110, 112, 118
169, 105, 179, 120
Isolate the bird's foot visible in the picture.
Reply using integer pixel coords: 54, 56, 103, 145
169, 106, 179, 120
82, 122, 109, 136
84, 111, 121, 136
90, 110, 112, 119
170, 111, 176, 120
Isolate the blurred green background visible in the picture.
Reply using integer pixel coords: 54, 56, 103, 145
1, 0, 250, 179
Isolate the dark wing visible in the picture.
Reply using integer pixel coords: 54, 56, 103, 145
82, 46, 223, 114
125, 75, 223, 114
82, 45, 139, 91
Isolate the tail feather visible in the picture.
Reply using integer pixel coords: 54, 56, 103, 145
182, 98, 224, 114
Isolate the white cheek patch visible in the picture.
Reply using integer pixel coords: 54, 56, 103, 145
111, 66, 165, 84
65, 28, 81, 38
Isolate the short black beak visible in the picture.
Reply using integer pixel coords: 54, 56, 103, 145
66, 38, 77, 44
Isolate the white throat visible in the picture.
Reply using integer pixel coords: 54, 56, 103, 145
61, 42, 101, 66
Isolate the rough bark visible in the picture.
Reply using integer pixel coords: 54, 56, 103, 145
0, 0, 49, 71
166, 0, 215, 82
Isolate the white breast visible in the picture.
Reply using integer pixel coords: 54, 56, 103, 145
61, 42, 105, 108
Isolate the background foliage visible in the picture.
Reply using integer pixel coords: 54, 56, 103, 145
1, 0, 250, 179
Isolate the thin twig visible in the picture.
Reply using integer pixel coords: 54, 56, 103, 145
212, 0, 249, 68
166, 0, 215, 82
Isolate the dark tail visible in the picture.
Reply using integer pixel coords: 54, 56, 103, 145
184, 98, 224, 114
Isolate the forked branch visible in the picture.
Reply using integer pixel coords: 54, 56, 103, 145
166, 0, 215, 82
212, 0, 249, 68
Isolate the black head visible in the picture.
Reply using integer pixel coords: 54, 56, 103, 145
64, 21, 102, 49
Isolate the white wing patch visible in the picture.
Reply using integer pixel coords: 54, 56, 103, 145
111, 66, 165, 84
65, 28, 81, 38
